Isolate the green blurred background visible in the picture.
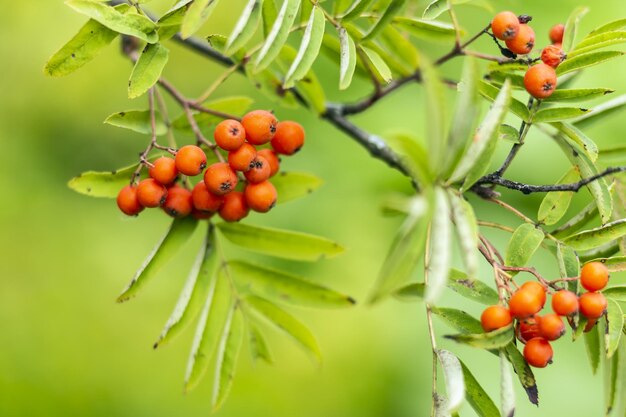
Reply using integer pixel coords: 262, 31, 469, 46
1, 0, 625, 416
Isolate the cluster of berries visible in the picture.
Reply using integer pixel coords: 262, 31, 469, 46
480, 261, 610, 368
116, 110, 305, 222
491, 11, 567, 100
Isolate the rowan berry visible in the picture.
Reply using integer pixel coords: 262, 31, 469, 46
580, 261, 609, 292
244, 156, 271, 184
162, 186, 193, 218
579, 292, 608, 319
245, 180, 277, 213
517, 316, 541, 344
214, 119, 246, 151
584, 318, 598, 333
204, 162, 238, 195
509, 289, 543, 319
523, 337, 553, 368
491, 11, 520, 41
117, 185, 144, 216
257, 149, 280, 177
480, 305, 513, 332
271, 121, 305, 155
192, 180, 223, 213
541, 44, 566, 68
524, 63, 557, 99
228, 143, 257, 172
551, 290, 579, 316
175, 145, 207, 176
192, 209, 213, 220
538, 313, 565, 341
550, 23, 565, 44
219, 191, 249, 222
505, 23, 535, 55
136, 178, 167, 208
241, 110, 277, 145
521, 281, 547, 308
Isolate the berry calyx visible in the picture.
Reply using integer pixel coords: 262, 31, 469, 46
219, 191, 249, 222
580, 261, 609, 292
214, 119, 246, 151
136, 178, 168, 208
257, 149, 280, 177
245, 180, 277, 213
271, 121, 305, 155
204, 162, 238, 195
505, 23, 535, 55
509, 288, 543, 319
579, 292, 608, 319
175, 145, 207, 176
192, 180, 224, 213
162, 186, 193, 218
551, 290, 579, 316
241, 110, 277, 145
228, 143, 257, 172
538, 313, 565, 341
491, 11, 520, 41
117, 185, 144, 216
541, 44, 566, 68
480, 305, 513, 332
550, 23, 565, 44
524, 63, 557, 99
244, 156, 271, 184
149, 157, 178, 185
523, 337, 553, 368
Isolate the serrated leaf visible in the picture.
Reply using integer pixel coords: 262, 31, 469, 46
551, 121, 598, 161
229, 260, 355, 308
270, 171, 323, 203
544, 88, 614, 103
460, 360, 500, 417
564, 219, 626, 250
66, 0, 158, 43
338, 26, 357, 89
500, 351, 516, 417
446, 269, 499, 305
211, 306, 243, 412
436, 350, 465, 413
504, 343, 538, 405
604, 285, 626, 300
573, 94, 626, 128
254, 0, 300, 71
276, 45, 326, 114
571, 31, 626, 57
172, 96, 253, 132
246, 295, 321, 363
393, 17, 456, 42
181, 0, 220, 39
247, 321, 272, 363
340, 0, 376, 21
505, 224, 544, 272
478, 81, 529, 122
362, 0, 407, 41
584, 322, 601, 374
538, 167, 579, 226
217, 222, 344, 261
533, 107, 590, 123
445, 324, 514, 349
128, 43, 169, 99
562, 6, 589, 52
557, 51, 624, 75
359, 45, 392, 83
425, 188, 452, 304
431, 307, 483, 334
117, 217, 198, 303
224, 0, 263, 56
448, 192, 479, 280
606, 298, 624, 358
284, 6, 325, 88
104, 110, 167, 135
68, 162, 141, 198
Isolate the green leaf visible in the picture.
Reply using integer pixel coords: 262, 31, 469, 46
445, 324, 514, 349
436, 349, 465, 413
384, 132, 433, 185
224, 0, 263, 56
284, 6, 325, 88
420, 55, 447, 170
247, 322, 272, 364
379, 25, 420, 72
556, 243, 580, 293
551, 122, 598, 161
261, 0, 278, 37
393, 282, 425, 302
359, 45, 392, 83
598, 146, 626, 165
544, 88, 615, 103
362, 0, 407, 41
422, 0, 492, 20
44, 18, 118, 77
104, 110, 167, 135
245, 295, 321, 363
66, 0, 158, 43
340, 0, 376, 21
446, 269, 499, 305
338, 26, 357, 90
564, 219, 626, 251
606, 298, 624, 358
393, 17, 456, 42
211, 306, 244, 412
68, 162, 141, 198
217, 222, 344, 261
538, 167, 579, 226
562, 6, 589, 52
117, 217, 198, 303
499, 124, 520, 143
584, 322, 601, 374
504, 223, 545, 272
254, 0, 300, 71
479, 81, 530, 122
533, 107, 590, 123
604, 285, 626, 300
552, 200, 599, 239
605, 337, 626, 417
504, 343, 538, 405
460, 361, 500, 417
587, 19, 626, 38
229, 260, 355, 308
172, 96, 254, 132
571, 31, 626, 57
500, 352, 516, 417
270, 171, 323, 203
431, 307, 483, 334
450, 79, 512, 189
448, 192, 479, 279
128, 43, 169, 99
276, 45, 326, 114
154, 231, 219, 348
556, 50, 624, 75
425, 188, 452, 304
573, 94, 626, 128
181, 0, 220, 39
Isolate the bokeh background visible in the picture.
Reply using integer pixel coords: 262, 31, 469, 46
1, 0, 625, 416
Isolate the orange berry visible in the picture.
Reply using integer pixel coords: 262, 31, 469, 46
228, 143, 257, 172
551, 290, 579, 316
491, 11, 520, 40
241, 110, 277, 145
244, 156, 271, 184
204, 162, 238, 195
584, 318, 598, 333
162, 186, 193, 218
214, 119, 246, 151
509, 289, 543, 319
117, 185, 144, 216
523, 337, 553, 368
517, 316, 542, 344
192, 180, 223, 213
524, 63, 557, 99
549, 23, 565, 44
244, 181, 277, 213
579, 292, 608, 319
219, 191, 249, 222
541, 44, 566, 68
192, 209, 213, 220
136, 178, 167, 208
538, 313, 565, 341
521, 281, 547, 308
580, 262, 609, 292
175, 145, 207, 176
257, 149, 280, 177
505, 23, 535, 55
271, 121, 305, 155
480, 305, 513, 332
149, 157, 178, 185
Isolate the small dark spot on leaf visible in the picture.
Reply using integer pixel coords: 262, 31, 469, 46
71, 53, 76, 58
111, 170, 117, 175
86, 187, 92, 193
458, 279, 476, 289
120, 112, 126, 117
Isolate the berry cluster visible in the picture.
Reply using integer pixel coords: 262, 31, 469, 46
480, 262, 610, 368
116, 110, 305, 222
491, 12, 566, 100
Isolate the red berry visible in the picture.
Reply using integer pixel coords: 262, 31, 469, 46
517, 316, 542, 344
241, 110, 277, 145
521, 281, 547, 308
192, 180, 223, 213
257, 149, 280, 177
480, 305, 513, 332
219, 191, 249, 222
523, 337, 553, 368
136, 178, 167, 208
149, 157, 178, 185
541, 44, 566, 68
524, 63, 557, 99
550, 24, 565, 44
271, 121, 305, 155
244, 156, 271, 184
228, 143, 257, 172
551, 290, 579, 316
580, 262, 609, 292
244, 181, 277, 213
214, 119, 246, 151
491, 11, 520, 41
505, 24, 535, 55
204, 162, 238, 195
175, 145, 207, 176
538, 313, 565, 341
117, 185, 144, 216
579, 292, 608, 319
162, 186, 193, 217
509, 289, 543, 319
